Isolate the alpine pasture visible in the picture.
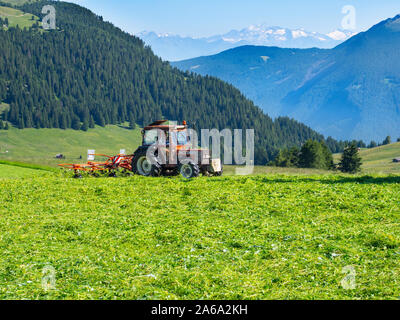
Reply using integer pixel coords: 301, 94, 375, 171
0, 163, 399, 299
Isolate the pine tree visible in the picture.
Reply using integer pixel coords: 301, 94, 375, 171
129, 112, 136, 130
338, 144, 362, 174
60, 114, 67, 130
368, 141, 377, 148
4, 122, 9, 130
320, 141, 334, 169
382, 136, 391, 145
89, 116, 95, 129
71, 116, 81, 130
298, 140, 324, 169
0, 120, 3, 130
97, 114, 105, 127
81, 121, 89, 131
18, 117, 25, 129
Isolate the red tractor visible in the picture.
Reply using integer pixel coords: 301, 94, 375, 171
131, 120, 223, 178
59, 120, 222, 179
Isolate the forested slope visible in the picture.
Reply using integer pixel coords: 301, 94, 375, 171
0, 1, 340, 163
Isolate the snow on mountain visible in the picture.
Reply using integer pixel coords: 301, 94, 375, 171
327, 29, 357, 41
136, 25, 357, 61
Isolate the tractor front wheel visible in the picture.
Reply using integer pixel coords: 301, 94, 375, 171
179, 162, 200, 179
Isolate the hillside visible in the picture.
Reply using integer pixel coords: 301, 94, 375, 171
0, 0, 338, 164
331, 142, 400, 174
358, 142, 400, 174
174, 15, 400, 143
0, 4, 40, 28
0, 125, 142, 166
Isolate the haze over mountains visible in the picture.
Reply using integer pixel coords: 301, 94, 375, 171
138, 25, 355, 61
174, 15, 400, 142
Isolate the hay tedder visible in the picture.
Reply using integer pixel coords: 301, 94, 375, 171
59, 120, 223, 179
59, 154, 134, 178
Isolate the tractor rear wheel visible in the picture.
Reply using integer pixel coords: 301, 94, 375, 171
132, 149, 160, 177
179, 162, 200, 179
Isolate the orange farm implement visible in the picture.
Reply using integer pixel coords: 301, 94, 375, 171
59, 154, 133, 178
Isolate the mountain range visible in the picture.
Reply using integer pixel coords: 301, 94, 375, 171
173, 15, 400, 142
137, 25, 356, 61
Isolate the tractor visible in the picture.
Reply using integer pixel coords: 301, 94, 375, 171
131, 120, 223, 178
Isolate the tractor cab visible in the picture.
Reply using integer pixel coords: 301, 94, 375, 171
142, 120, 189, 148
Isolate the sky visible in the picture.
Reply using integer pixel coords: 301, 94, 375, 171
67, 0, 400, 37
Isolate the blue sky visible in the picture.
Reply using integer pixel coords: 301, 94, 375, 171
68, 0, 400, 37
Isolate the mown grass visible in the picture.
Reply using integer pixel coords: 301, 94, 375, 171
0, 173, 399, 300
0, 163, 53, 178
0, 160, 58, 172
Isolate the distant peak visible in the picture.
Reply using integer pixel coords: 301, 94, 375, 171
327, 29, 357, 41
385, 14, 400, 31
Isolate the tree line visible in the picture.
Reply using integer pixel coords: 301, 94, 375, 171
270, 139, 363, 174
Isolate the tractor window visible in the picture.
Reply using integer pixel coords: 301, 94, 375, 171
143, 130, 159, 145
169, 131, 187, 145
177, 131, 187, 145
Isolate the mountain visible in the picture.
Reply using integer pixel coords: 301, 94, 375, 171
137, 26, 355, 61
0, 0, 342, 164
173, 16, 400, 142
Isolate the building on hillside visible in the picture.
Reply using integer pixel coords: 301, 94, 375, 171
393, 158, 400, 163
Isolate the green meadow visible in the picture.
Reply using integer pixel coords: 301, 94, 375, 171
0, 166, 399, 299
0, 5, 40, 29
0, 128, 399, 299
0, 125, 142, 166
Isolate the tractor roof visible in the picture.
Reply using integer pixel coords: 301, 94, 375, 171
144, 120, 187, 131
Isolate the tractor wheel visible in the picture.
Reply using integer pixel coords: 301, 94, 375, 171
132, 149, 159, 177
179, 162, 200, 179
201, 168, 212, 177
150, 161, 162, 177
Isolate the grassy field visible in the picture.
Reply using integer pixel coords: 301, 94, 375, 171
0, 170, 399, 300
0, 163, 52, 178
0, 125, 142, 166
0, 5, 40, 29
1, 126, 399, 174
359, 143, 400, 174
